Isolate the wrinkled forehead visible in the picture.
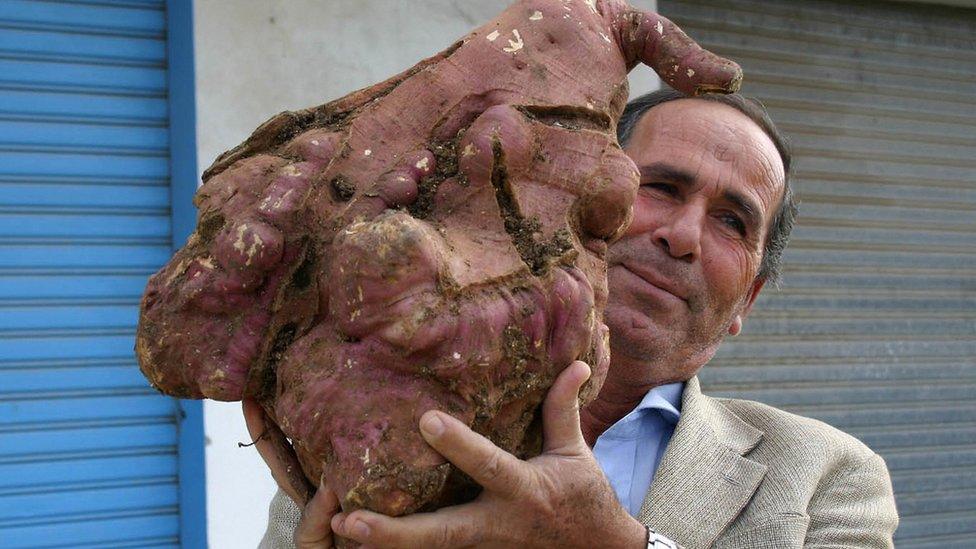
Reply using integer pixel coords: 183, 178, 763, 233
630, 98, 786, 201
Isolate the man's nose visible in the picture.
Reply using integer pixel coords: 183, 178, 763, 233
652, 205, 703, 261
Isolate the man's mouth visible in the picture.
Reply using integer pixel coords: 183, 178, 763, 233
618, 263, 689, 303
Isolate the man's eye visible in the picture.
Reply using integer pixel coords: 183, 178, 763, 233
641, 182, 676, 196
720, 213, 746, 235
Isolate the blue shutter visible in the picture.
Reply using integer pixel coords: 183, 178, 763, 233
0, 1, 204, 547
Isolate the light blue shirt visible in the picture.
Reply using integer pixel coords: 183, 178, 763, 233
593, 382, 684, 517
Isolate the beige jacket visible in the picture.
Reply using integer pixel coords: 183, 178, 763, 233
642, 377, 898, 548
260, 377, 899, 548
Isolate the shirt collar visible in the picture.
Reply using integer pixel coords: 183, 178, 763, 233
632, 381, 684, 425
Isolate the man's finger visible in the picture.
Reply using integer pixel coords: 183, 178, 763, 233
242, 399, 313, 506
542, 360, 591, 454
295, 477, 341, 549
618, 8, 742, 95
418, 410, 527, 495
242, 399, 300, 504
331, 505, 483, 549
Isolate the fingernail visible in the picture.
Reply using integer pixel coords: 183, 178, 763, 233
572, 360, 591, 382
420, 412, 444, 438
351, 519, 371, 538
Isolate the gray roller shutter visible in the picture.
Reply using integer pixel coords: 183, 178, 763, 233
658, 0, 976, 545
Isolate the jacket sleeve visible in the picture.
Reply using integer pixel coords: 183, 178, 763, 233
804, 453, 899, 548
259, 488, 303, 549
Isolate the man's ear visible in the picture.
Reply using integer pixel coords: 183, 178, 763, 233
728, 277, 766, 336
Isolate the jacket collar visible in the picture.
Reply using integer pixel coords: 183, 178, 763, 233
637, 377, 767, 548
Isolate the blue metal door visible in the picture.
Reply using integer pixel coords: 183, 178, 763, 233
0, 1, 204, 546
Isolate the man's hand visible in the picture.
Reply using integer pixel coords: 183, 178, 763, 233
243, 399, 341, 548
328, 361, 648, 548
293, 479, 342, 549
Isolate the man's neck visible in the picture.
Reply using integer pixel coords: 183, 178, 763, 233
580, 355, 689, 447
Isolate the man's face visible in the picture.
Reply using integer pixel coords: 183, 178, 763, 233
606, 98, 786, 384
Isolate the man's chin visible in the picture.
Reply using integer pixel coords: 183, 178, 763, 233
604, 308, 677, 360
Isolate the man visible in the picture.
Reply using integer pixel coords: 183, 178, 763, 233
251, 89, 899, 548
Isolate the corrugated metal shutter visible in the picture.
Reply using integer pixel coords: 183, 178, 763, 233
659, 0, 976, 545
0, 1, 188, 546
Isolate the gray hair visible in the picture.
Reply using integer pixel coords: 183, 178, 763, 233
616, 89, 798, 286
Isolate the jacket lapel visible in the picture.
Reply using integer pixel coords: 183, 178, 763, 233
637, 377, 767, 548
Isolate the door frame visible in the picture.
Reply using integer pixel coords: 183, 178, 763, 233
165, 0, 206, 546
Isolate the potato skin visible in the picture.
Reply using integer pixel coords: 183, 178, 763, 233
135, 0, 740, 531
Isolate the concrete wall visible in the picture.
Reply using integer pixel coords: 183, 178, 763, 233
193, 1, 657, 546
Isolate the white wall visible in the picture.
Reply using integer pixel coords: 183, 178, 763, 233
193, 1, 657, 546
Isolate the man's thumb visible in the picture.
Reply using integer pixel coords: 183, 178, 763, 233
542, 360, 591, 453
